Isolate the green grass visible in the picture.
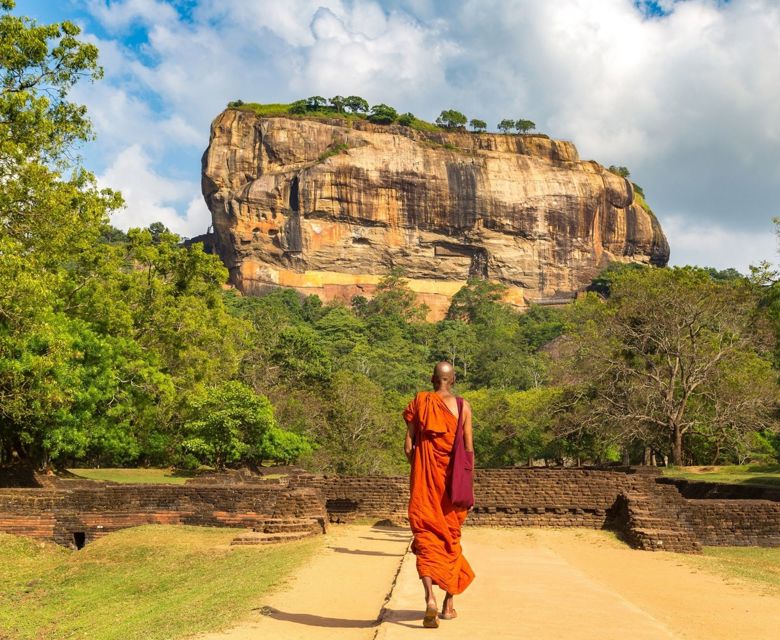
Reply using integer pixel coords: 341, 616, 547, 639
691, 546, 780, 594
229, 102, 488, 135
317, 142, 350, 162
0, 525, 320, 640
661, 464, 780, 488
66, 468, 200, 484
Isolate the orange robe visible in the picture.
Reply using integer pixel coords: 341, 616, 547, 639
403, 391, 475, 595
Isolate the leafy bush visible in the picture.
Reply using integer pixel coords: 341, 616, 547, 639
367, 103, 398, 124
436, 109, 467, 129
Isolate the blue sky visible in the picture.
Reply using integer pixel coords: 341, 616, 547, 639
14, 0, 780, 273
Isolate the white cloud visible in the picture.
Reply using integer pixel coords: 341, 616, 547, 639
86, 0, 179, 30
100, 144, 209, 238
660, 213, 777, 273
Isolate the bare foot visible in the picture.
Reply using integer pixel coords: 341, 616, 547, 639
441, 594, 457, 619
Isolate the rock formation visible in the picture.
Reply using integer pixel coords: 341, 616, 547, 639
201, 109, 669, 319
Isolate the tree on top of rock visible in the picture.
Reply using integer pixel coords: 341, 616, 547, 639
436, 109, 467, 129
344, 96, 369, 113
497, 119, 515, 133
329, 95, 346, 112
470, 118, 487, 132
515, 119, 536, 134
608, 165, 631, 179
306, 96, 327, 110
367, 103, 398, 124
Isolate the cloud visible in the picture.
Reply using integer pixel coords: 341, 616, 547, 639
659, 213, 777, 273
99, 144, 210, 238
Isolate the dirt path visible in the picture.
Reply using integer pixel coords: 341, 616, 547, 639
193, 524, 411, 640
196, 525, 780, 640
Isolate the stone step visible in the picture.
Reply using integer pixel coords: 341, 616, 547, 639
230, 530, 317, 545
253, 519, 320, 534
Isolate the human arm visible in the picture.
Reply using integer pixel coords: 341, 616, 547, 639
463, 400, 474, 453
404, 420, 415, 464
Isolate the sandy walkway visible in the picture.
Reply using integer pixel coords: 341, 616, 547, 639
195, 525, 780, 640
194, 524, 411, 640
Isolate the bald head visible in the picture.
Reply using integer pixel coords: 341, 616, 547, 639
432, 361, 456, 389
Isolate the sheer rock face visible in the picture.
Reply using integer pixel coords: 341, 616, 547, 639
201, 110, 669, 319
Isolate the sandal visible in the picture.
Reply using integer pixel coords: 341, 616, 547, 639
423, 605, 439, 628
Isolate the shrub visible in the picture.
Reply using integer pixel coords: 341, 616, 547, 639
367, 103, 398, 124
398, 112, 415, 127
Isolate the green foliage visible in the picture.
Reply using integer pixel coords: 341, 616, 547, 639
556, 266, 778, 465
608, 165, 631, 178
436, 109, 468, 129
181, 381, 300, 470
514, 119, 536, 133
367, 103, 398, 124
329, 95, 345, 112
288, 99, 308, 114
397, 111, 415, 126
469, 118, 487, 132
497, 119, 515, 133
306, 95, 327, 109
465, 387, 561, 466
344, 95, 369, 113
317, 142, 349, 162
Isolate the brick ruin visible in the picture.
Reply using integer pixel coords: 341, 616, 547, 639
0, 468, 777, 553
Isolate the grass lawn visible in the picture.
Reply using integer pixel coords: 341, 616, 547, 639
692, 546, 780, 594
660, 464, 780, 488
66, 468, 199, 484
0, 525, 320, 640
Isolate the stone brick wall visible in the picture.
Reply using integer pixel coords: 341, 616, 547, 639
658, 477, 780, 502
684, 500, 780, 546
0, 484, 325, 548
2, 468, 778, 553
292, 468, 646, 528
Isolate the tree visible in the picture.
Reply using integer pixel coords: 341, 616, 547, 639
497, 119, 515, 133
398, 112, 415, 127
447, 279, 508, 323
433, 321, 478, 379
553, 267, 778, 465
436, 109, 467, 129
289, 99, 308, 114
306, 95, 327, 110
344, 95, 369, 113
364, 268, 429, 323
329, 95, 346, 112
314, 371, 398, 474
608, 165, 631, 179
465, 387, 560, 467
181, 381, 286, 470
469, 118, 487, 132
367, 103, 398, 124
0, 2, 124, 468
515, 119, 536, 134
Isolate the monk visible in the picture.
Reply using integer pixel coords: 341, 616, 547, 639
403, 361, 475, 629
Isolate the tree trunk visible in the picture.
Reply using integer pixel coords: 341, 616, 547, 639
671, 426, 683, 466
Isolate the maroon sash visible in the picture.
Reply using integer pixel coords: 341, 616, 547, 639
448, 396, 474, 509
